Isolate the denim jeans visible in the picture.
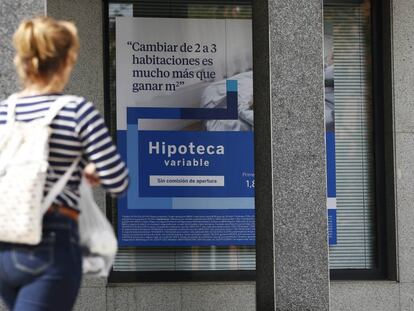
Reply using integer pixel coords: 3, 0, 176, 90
0, 212, 82, 311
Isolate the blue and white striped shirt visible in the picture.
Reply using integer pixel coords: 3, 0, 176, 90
0, 94, 129, 211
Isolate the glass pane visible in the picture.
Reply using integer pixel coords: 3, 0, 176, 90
107, 1, 255, 272
324, 0, 376, 269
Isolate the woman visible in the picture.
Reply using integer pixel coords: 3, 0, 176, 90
0, 17, 129, 310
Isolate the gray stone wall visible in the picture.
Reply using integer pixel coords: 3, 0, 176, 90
393, 0, 414, 308
46, 0, 104, 113
105, 283, 255, 311
0, 0, 45, 100
330, 282, 400, 311
268, 0, 330, 309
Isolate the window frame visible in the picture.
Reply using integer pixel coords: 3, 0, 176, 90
328, 0, 396, 281
102, 0, 256, 283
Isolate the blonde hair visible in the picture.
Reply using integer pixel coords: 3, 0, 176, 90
13, 17, 79, 85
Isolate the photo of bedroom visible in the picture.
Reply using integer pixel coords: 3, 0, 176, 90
116, 17, 253, 132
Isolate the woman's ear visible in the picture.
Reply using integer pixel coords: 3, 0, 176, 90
67, 50, 78, 66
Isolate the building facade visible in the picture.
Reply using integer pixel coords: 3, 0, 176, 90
0, 0, 413, 310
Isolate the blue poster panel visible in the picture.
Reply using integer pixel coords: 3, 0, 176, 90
116, 18, 255, 246
325, 22, 337, 245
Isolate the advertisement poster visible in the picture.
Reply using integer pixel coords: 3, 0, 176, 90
324, 22, 337, 246
116, 17, 255, 247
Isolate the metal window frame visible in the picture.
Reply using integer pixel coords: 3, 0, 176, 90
102, 0, 256, 283
329, 0, 396, 281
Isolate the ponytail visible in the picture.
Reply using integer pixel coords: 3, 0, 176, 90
13, 17, 79, 84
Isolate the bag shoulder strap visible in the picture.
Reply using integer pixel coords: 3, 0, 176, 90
4, 94, 80, 126
5, 94, 19, 125
40, 95, 83, 213
42, 95, 80, 126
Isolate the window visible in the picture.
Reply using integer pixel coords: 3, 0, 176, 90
324, 0, 394, 278
104, 0, 255, 281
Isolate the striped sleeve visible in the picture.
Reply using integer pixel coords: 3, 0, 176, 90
75, 100, 129, 196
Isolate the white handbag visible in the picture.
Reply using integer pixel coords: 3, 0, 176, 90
0, 95, 78, 245
78, 178, 118, 277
